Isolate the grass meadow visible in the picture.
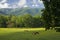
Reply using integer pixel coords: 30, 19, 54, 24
0, 28, 60, 40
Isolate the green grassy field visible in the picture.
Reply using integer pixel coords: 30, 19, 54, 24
0, 28, 60, 40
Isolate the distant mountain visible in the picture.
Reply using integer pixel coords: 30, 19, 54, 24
0, 7, 43, 16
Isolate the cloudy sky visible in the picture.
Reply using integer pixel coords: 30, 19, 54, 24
0, 0, 44, 8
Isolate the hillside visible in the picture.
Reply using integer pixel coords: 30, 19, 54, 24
0, 7, 43, 16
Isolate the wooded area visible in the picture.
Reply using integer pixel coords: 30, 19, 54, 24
0, 14, 43, 28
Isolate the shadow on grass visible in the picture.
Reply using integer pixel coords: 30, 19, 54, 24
0, 30, 60, 40
0, 31, 39, 40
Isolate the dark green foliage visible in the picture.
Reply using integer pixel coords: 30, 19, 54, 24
0, 14, 43, 28
42, 0, 60, 30
33, 16, 43, 27
22, 14, 33, 27
0, 15, 7, 28
55, 27, 60, 32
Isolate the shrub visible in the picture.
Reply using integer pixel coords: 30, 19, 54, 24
55, 27, 60, 32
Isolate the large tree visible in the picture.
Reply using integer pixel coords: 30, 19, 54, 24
42, 0, 60, 30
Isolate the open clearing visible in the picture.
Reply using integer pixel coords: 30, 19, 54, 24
0, 28, 60, 40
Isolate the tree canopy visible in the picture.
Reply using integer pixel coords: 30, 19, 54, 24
42, 0, 60, 30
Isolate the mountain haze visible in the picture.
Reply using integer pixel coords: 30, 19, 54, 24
0, 7, 43, 16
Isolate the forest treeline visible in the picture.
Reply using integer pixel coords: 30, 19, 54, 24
0, 14, 43, 28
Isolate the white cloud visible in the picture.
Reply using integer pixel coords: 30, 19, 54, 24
18, 0, 43, 7
35, 4, 39, 7
38, 0, 43, 3
0, 0, 7, 3
23, 5, 28, 7
18, 0, 26, 7
0, 3, 9, 8
32, 5, 35, 7
0, 0, 44, 8
0, 0, 9, 8
33, 0, 36, 4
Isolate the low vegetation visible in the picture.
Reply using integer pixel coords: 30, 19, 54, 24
0, 28, 60, 40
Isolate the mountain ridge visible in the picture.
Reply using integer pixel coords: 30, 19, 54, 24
0, 7, 43, 16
